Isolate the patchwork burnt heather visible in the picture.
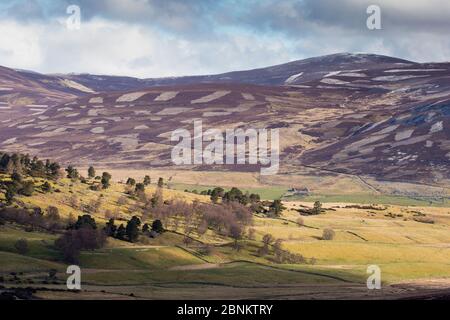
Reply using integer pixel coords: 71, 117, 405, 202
0, 53, 449, 184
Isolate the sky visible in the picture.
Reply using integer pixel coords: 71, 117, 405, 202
0, 0, 449, 78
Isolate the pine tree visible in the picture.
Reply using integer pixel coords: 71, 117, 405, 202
135, 183, 145, 193
126, 216, 141, 242
126, 178, 136, 186
116, 224, 126, 240
104, 218, 117, 237
101, 172, 112, 189
66, 166, 79, 179
152, 219, 164, 233
88, 166, 96, 179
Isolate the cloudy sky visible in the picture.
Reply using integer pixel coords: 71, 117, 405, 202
0, 0, 449, 78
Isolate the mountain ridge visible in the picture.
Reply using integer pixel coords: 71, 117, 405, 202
0, 52, 449, 184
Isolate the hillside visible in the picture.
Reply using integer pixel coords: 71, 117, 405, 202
1, 157, 450, 300
0, 53, 449, 184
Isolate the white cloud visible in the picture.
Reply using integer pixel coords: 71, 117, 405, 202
0, 20, 44, 69
0, 17, 298, 77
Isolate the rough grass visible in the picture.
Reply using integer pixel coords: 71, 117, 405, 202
2, 173, 450, 298
291, 194, 450, 207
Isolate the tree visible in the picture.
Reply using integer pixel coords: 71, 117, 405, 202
312, 201, 322, 215
88, 166, 96, 179
135, 183, 145, 194
5, 185, 16, 204
66, 165, 79, 180
258, 234, 275, 257
126, 178, 136, 186
143, 175, 151, 186
229, 223, 243, 250
116, 224, 126, 240
210, 187, 224, 203
223, 187, 244, 203
47, 206, 60, 221
249, 193, 260, 203
126, 216, 141, 242
157, 177, 164, 188
47, 162, 61, 180
151, 219, 164, 234
19, 181, 34, 196
150, 188, 163, 208
142, 223, 150, 233
14, 239, 29, 255
42, 181, 52, 193
262, 233, 275, 246
55, 229, 106, 263
11, 172, 22, 183
104, 218, 117, 237
73, 214, 97, 230
101, 172, 112, 189
269, 199, 286, 216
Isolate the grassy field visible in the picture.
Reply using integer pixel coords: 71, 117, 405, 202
171, 183, 288, 200
289, 194, 450, 207
2, 172, 450, 299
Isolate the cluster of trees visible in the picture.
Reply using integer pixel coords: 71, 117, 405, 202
297, 201, 323, 216
145, 197, 253, 248
0, 152, 61, 180
256, 233, 314, 264
125, 176, 163, 194
104, 216, 164, 243
0, 206, 64, 233
66, 165, 111, 190
0, 152, 63, 204
56, 215, 106, 263
56, 213, 167, 262
2, 172, 35, 204
187, 186, 285, 216
190, 187, 260, 205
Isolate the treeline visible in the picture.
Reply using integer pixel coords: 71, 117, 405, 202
186, 186, 286, 216
56, 214, 166, 263
0, 206, 64, 233
0, 152, 60, 180
143, 196, 253, 248
0, 205, 166, 263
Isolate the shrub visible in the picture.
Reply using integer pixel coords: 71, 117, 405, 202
19, 181, 34, 196
41, 181, 52, 192
322, 228, 335, 240
14, 239, 29, 255
55, 228, 106, 263
151, 219, 164, 234
413, 216, 435, 224
47, 206, 60, 221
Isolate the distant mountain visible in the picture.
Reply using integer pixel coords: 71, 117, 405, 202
1, 53, 449, 184
55, 53, 416, 90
